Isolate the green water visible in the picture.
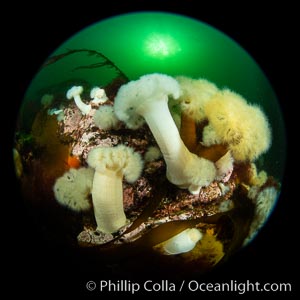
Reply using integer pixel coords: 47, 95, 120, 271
21, 11, 286, 180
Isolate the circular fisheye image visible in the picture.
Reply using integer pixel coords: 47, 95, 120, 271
13, 12, 285, 276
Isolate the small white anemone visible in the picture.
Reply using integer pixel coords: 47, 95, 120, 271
66, 86, 91, 115
90, 87, 108, 104
93, 105, 119, 130
202, 123, 222, 146
144, 146, 162, 162
41, 94, 54, 107
47, 108, 63, 116
244, 186, 278, 245
161, 228, 203, 255
248, 163, 268, 186
47, 105, 65, 122
53, 167, 94, 211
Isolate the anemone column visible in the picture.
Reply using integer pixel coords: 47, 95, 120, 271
114, 73, 217, 194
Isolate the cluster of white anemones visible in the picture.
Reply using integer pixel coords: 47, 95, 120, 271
66, 86, 108, 115
53, 73, 273, 252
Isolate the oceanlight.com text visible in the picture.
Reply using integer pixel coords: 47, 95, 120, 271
86, 279, 292, 294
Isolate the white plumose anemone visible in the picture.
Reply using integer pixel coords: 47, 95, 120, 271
66, 86, 91, 115
114, 73, 216, 194
161, 228, 203, 255
87, 145, 143, 233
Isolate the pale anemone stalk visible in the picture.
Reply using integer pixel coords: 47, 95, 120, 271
87, 145, 143, 233
114, 73, 216, 194
66, 86, 91, 115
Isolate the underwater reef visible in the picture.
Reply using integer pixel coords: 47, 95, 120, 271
14, 69, 280, 276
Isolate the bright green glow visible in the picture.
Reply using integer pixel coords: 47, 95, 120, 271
23, 12, 285, 180
144, 33, 181, 58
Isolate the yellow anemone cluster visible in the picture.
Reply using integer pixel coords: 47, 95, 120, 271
203, 90, 271, 162
176, 76, 218, 123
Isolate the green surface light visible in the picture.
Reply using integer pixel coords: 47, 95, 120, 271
19, 12, 285, 181
144, 33, 181, 58
21, 11, 285, 180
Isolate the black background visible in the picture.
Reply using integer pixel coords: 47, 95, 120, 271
4, 0, 296, 297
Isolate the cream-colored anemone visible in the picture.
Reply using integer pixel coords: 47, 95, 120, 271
53, 167, 94, 211
66, 86, 91, 115
244, 186, 278, 245
248, 163, 268, 186
90, 87, 108, 104
203, 89, 271, 162
176, 76, 219, 122
114, 73, 216, 194
160, 228, 203, 255
144, 146, 162, 162
87, 145, 143, 233
93, 105, 119, 130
